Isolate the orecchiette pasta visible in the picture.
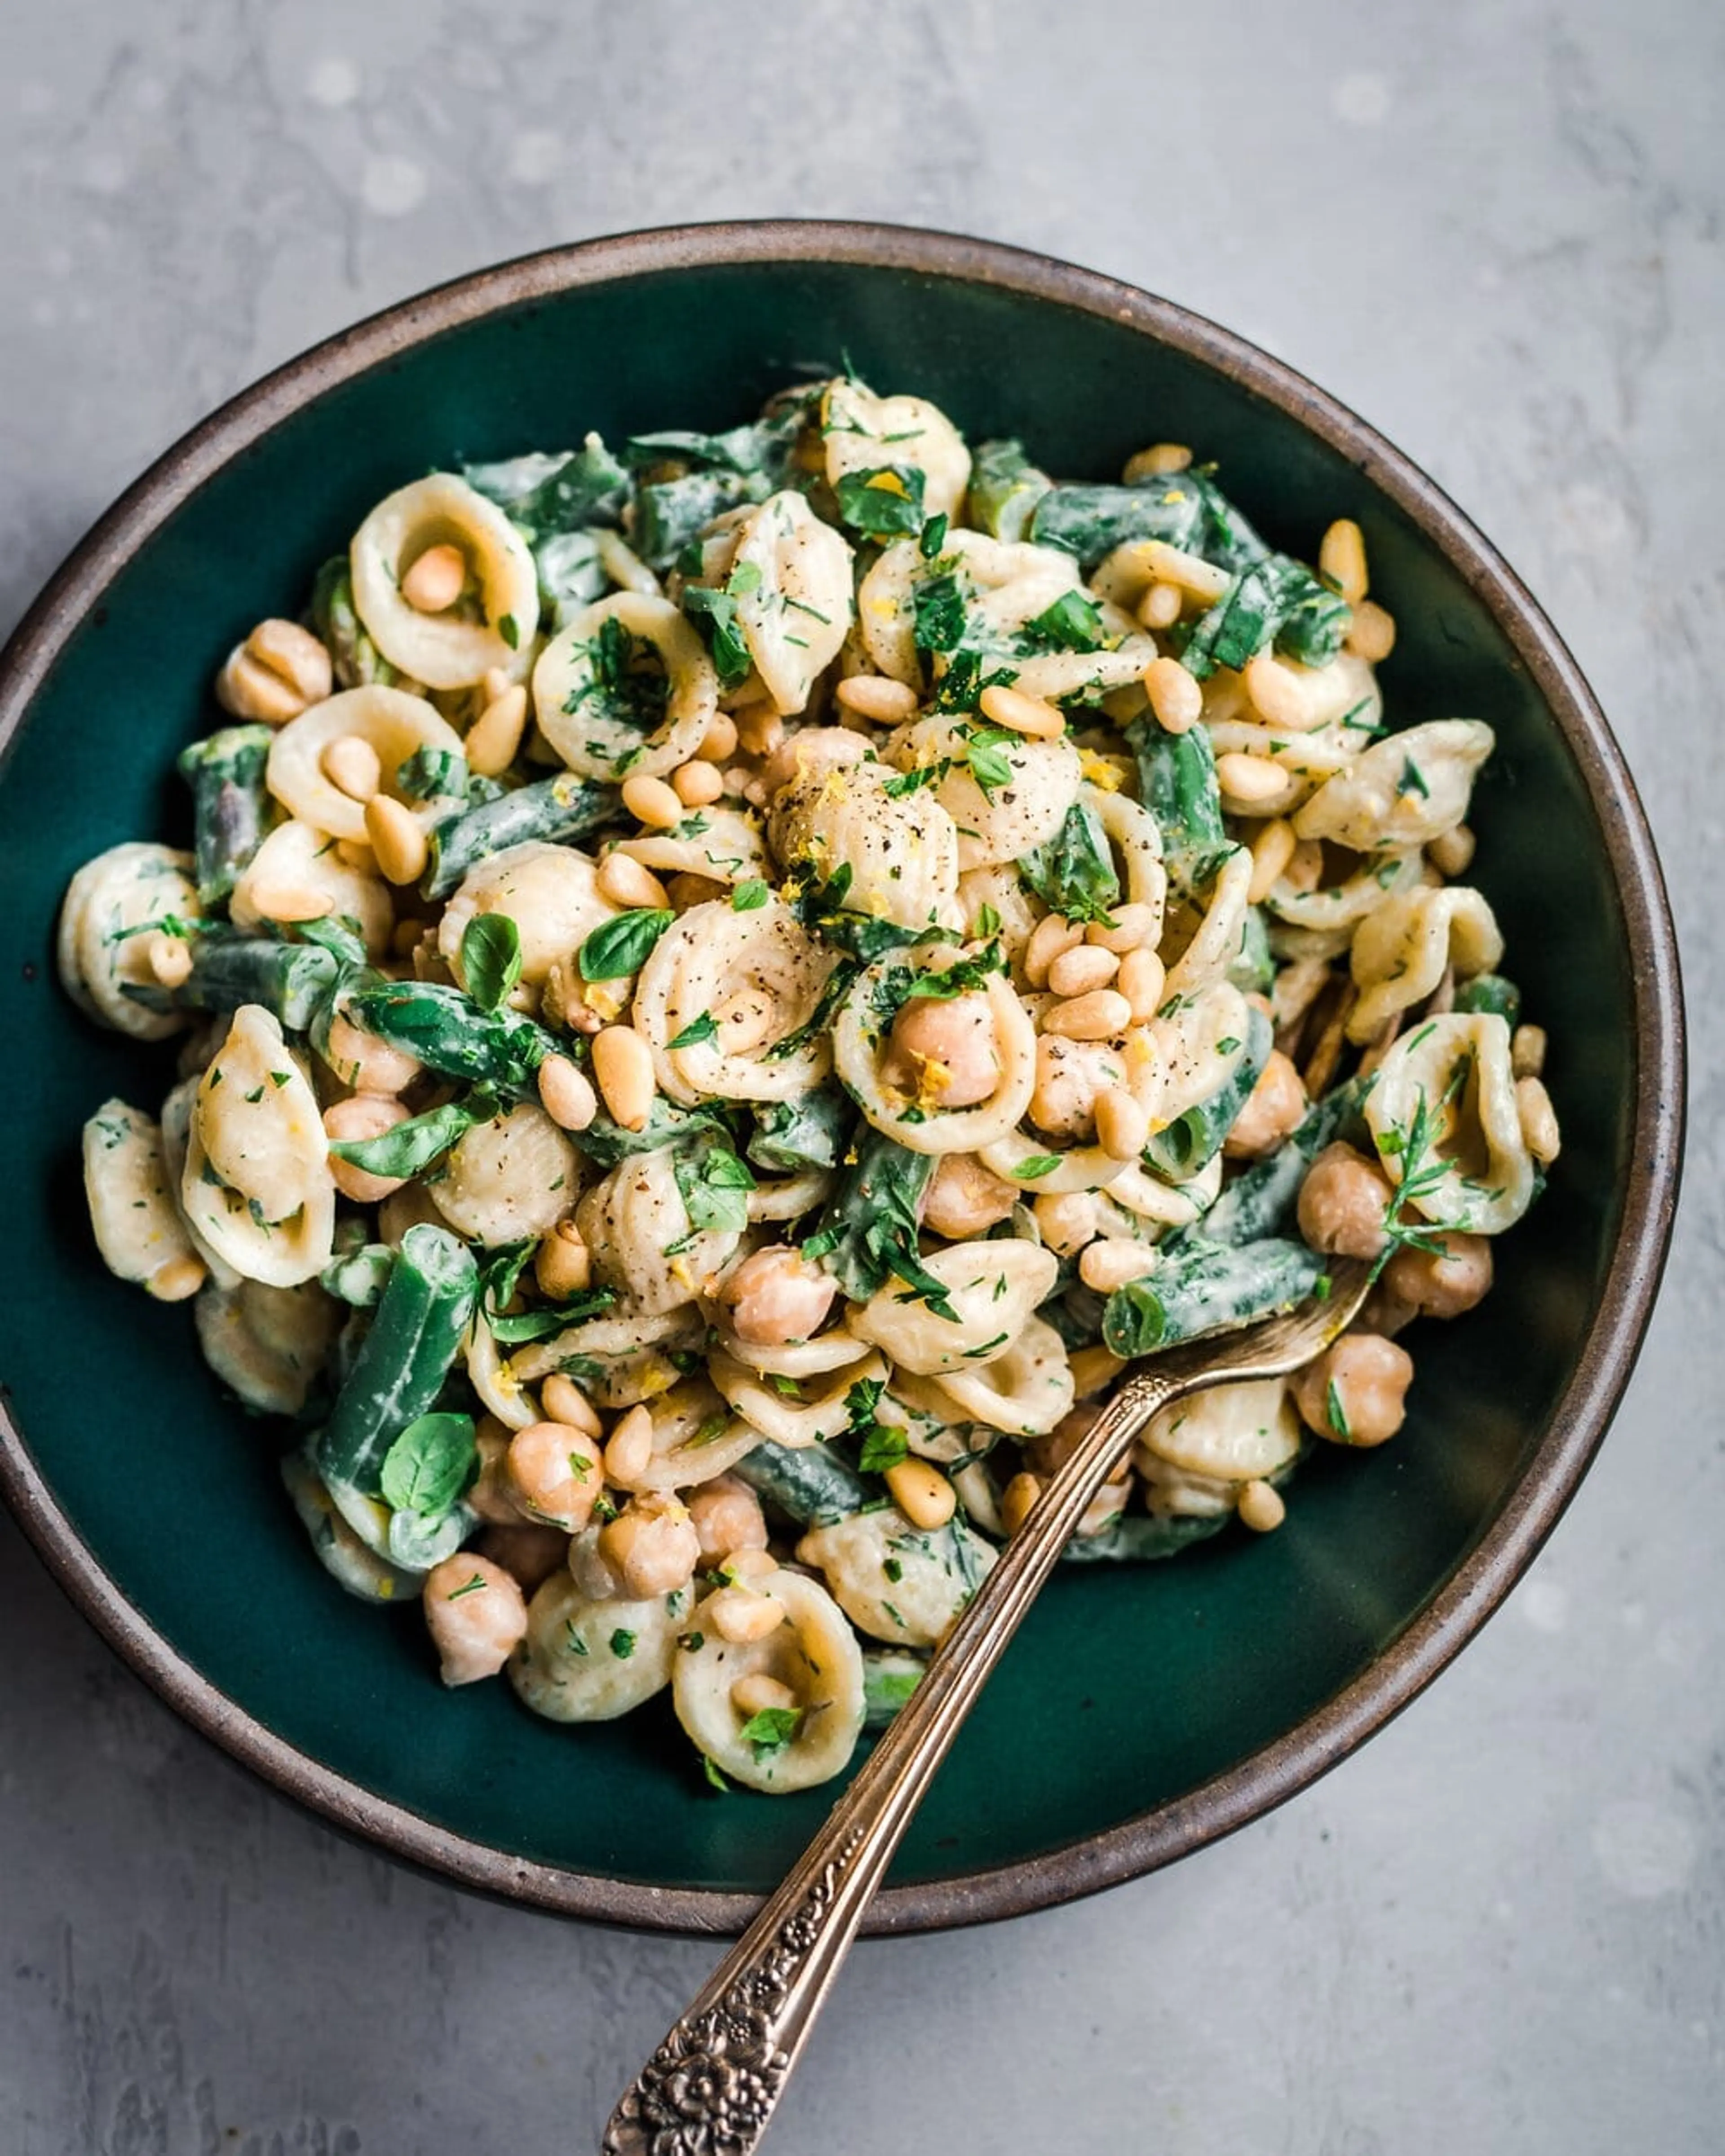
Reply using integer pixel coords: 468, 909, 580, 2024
58, 842, 200, 1041
265, 685, 465, 844
231, 817, 394, 955
509, 1572, 683, 1722
1365, 1012, 1536, 1234
1348, 885, 1504, 1042
1294, 720, 1495, 854
533, 592, 718, 779
769, 748, 963, 932
350, 473, 540, 689
632, 898, 836, 1105
729, 489, 855, 713
83, 1100, 203, 1298
430, 1104, 579, 1247
796, 1506, 995, 1649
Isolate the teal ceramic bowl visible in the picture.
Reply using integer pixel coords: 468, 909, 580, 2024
0, 224, 1683, 1935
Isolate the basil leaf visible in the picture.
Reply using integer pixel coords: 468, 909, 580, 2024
461, 913, 523, 1012
478, 1239, 536, 1317
327, 1099, 480, 1180
965, 737, 1015, 799
674, 1138, 757, 1235
579, 908, 674, 981
682, 583, 754, 690
1018, 799, 1121, 927
1018, 588, 1106, 653
834, 464, 925, 539
487, 1287, 619, 1343
731, 879, 770, 911
918, 512, 948, 559
1012, 1153, 1063, 1180
379, 1411, 477, 1518
668, 1012, 720, 1051
397, 746, 469, 802
858, 1425, 909, 1474
739, 1705, 804, 1759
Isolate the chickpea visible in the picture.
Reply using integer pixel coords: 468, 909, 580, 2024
1291, 1334, 1414, 1448
1223, 1050, 1307, 1160
721, 1245, 837, 1348
324, 1002, 421, 1095
505, 1420, 602, 1532
1028, 1034, 1116, 1138
685, 1474, 770, 1565
474, 1523, 571, 1594
760, 726, 869, 797
1382, 1230, 1493, 1320
421, 1555, 528, 1687
1296, 1141, 1394, 1259
1033, 1188, 1109, 1258
535, 1220, 593, 1300
881, 991, 1000, 1109
598, 1492, 702, 1599
323, 1092, 411, 1205
923, 1152, 1020, 1237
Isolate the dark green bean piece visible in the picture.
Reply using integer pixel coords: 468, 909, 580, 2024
422, 773, 617, 899
177, 725, 275, 908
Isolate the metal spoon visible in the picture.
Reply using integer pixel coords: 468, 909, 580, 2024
604, 1258, 1373, 2156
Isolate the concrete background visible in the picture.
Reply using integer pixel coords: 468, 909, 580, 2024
1, 3, 1718, 2151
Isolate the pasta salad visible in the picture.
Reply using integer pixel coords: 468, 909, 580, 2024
63, 375, 1560, 1793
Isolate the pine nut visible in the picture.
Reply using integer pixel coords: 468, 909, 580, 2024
1140, 541, 1230, 603
1238, 1478, 1286, 1533
1043, 988, 1132, 1041
716, 991, 774, 1056
731, 1671, 798, 1718
734, 703, 783, 756
482, 666, 513, 705
1078, 1237, 1157, 1292
592, 1025, 655, 1131
146, 1254, 208, 1303
699, 712, 739, 761
835, 673, 919, 723
1515, 1075, 1561, 1165
1048, 944, 1119, 998
1142, 655, 1202, 734
1025, 913, 1085, 986
1085, 901, 1158, 955
248, 879, 334, 924
1242, 653, 1314, 731
1123, 442, 1192, 480
706, 1586, 785, 1644
336, 838, 380, 874
621, 772, 684, 829
537, 1053, 598, 1131
1094, 1086, 1150, 1162
672, 760, 724, 808
1136, 581, 1184, 630
215, 619, 332, 723
535, 1220, 592, 1300
1511, 1024, 1547, 1081
1001, 1471, 1043, 1537
400, 543, 467, 614
1117, 946, 1166, 1021
465, 684, 528, 778
1215, 751, 1287, 806
541, 1372, 602, 1438
978, 682, 1066, 739
1248, 817, 1298, 903
1069, 1344, 1125, 1398
597, 853, 669, 910
319, 733, 381, 803
364, 794, 429, 886
1428, 823, 1476, 879
1319, 518, 1368, 609
724, 1546, 778, 1585
1346, 599, 1397, 662
604, 1403, 655, 1489
885, 1458, 957, 1530
147, 933, 193, 989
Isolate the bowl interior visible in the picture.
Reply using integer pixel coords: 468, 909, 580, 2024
0, 245, 1649, 1918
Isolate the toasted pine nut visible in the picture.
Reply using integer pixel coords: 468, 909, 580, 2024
716, 991, 774, 1055
1025, 914, 1085, 985
541, 1372, 602, 1438
147, 932, 193, 989
1117, 946, 1166, 1022
1043, 988, 1132, 1041
1069, 1344, 1126, 1398
316, 738, 378, 807
708, 1585, 787, 1644
1123, 442, 1193, 480
1048, 945, 1120, 999
1136, 581, 1184, 630
535, 1220, 592, 1300
465, 684, 528, 778
1515, 1075, 1561, 1165
724, 1546, 778, 1585
323, 1092, 411, 1203
146, 1254, 208, 1303
482, 666, 512, 704
672, 760, 724, 808
364, 795, 429, 885
604, 1403, 655, 1489
215, 618, 332, 724
1094, 1086, 1150, 1163
1242, 653, 1314, 732
885, 1458, 957, 1530
1346, 599, 1397, 662
1140, 540, 1230, 603
734, 702, 783, 756
835, 673, 920, 723
1143, 654, 1202, 734
1215, 751, 1287, 807
1085, 901, 1158, 956
731, 1671, 799, 1718
1248, 817, 1298, 904
1319, 519, 1368, 609
248, 879, 334, 924
592, 1025, 655, 1131
401, 543, 467, 614
538, 1053, 598, 1132
597, 852, 669, 910
1511, 1024, 1547, 1081
1428, 823, 1476, 879
1079, 1237, 1157, 1293
699, 712, 739, 761
1238, 1479, 1287, 1533
978, 682, 1066, 740
621, 772, 683, 829
1001, 1471, 1043, 1537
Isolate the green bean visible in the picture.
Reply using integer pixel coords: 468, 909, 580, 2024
1454, 972, 1522, 1026
124, 934, 341, 1031
1128, 716, 1225, 860
310, 557, 403, 689
1199, 1075, 1372, 1246
634, 470, 767, 571
1226, 906, 1275, 997
732, 1439, 873, 1529
1031, 477, 1217, 569
967, 439, 1052, 542
320, 1242, 396, 1309
176, 725, 275, 908
463, 437, 629, 534
342, 980, 558, 1098
1180, 554, 1352, 679
1101, 1236, 1326, 1358
1059, 1513, 1230, 1563
1141, 1004, 1273, 1180
800, 1127, 942, 1309
422, 772, 617, 899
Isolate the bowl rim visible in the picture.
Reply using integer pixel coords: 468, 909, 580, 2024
0, 217, 1685, 1939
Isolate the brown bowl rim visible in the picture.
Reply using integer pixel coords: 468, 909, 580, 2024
0, 218, 1686, 1939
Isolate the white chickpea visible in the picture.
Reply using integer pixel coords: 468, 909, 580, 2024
923, 1152, 1020, 1237
597, 1492, 702, 1599
323, 1001, 422, 1095
421, 1555, 528, 1687
1029, 1034, 1115, 1138
505, 1420, 602, 1532
323, 1093, 411, 1205
720, 1245, 838, 1348
1291, 1334, 1414, 1448
474, 1523, 572, 1594
1296, 1141, 1394, 1259
881, 991, 1000, 1109
759, 726, 870, 797
1223, 1050, 1307, 1160
1382, 1229, 1493, 1320
1033, 1188, 1110, 1258
684, 1474, 770, 1565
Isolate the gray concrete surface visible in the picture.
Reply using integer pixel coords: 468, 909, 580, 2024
1, 3, 1718, 2151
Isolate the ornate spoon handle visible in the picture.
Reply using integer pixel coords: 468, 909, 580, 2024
602, 1364, 1181, 2156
